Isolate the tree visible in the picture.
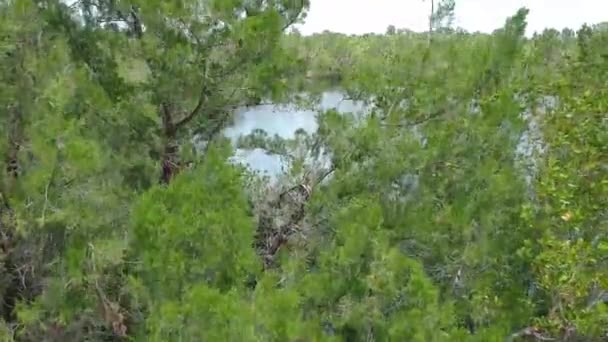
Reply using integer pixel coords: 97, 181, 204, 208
264, 6, 606, 340
431, 0, 456, 31
424, 0, 456, 42
0, 1, 149, 339
1, 0, 607, 340
0, 0, 310, 339
47, 0, 309, 184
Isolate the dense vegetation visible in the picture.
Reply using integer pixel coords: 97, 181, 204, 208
0, 0, 606, 340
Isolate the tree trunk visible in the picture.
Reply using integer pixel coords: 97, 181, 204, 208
4, 105, 22, 187
159, 103, 180, 184
0, 104, 22, 325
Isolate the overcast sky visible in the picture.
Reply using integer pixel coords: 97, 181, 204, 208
297, 0, 606, 36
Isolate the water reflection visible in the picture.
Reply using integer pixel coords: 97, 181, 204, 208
223, 90, 553, 182
224, 91, 368, 176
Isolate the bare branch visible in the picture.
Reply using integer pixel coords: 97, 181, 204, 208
259, 162, 335, 269
506, 327, 555, 342
315, 166, 336, 186
380, 107, 447, 128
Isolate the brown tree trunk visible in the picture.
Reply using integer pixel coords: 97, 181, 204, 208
1, 104, 22, 324
159, 103, 180, 184
4, 105, 22, 186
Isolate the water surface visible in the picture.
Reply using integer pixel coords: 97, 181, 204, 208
224, 91, 368, 175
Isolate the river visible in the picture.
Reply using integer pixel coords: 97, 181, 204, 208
223, 90, 368, 176
221, 90, 552, 189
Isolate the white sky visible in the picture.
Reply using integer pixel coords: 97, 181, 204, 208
297, 0, 607, 36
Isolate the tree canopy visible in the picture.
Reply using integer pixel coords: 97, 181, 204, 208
0, 0, 606, 340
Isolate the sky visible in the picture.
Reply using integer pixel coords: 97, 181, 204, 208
297, 0, 607, 36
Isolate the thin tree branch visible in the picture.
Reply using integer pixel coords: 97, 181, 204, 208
281, 0, 306, 31
380, 107, 447, 128
316, 166, 336, 186
174, 86, 209, 129
175, 81, 245, 130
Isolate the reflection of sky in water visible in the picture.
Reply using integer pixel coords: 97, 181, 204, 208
229, 148, 287, 175
224, 91, 553, 182
224, 91, 367, 175
223, 104, 318, 141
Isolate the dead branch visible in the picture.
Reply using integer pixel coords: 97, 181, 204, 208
88, 244, 127, 338
257, 166, 335, 269
506, 327, 555, 342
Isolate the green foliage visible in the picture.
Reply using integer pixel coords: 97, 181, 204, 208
0, 0, 606, 341
131, 145, 260, 298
